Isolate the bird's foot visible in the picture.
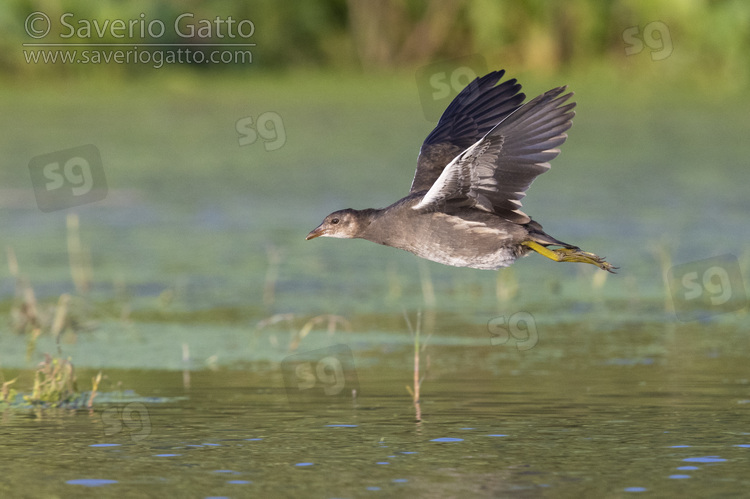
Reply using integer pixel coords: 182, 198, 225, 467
522, 241, 618, 273
552, 247, 618, 273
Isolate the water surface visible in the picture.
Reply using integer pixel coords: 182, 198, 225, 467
1, 74, 749, 497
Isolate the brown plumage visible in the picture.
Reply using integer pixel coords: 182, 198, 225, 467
307, 70, 616, 273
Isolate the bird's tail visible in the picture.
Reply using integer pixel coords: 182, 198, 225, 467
524, 220, 578, 249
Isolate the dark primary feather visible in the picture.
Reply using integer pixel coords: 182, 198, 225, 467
413, 86, 575, 224
410, 70, 525, 193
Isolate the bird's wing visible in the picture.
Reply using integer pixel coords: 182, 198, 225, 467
412, 86, 575, 224
409, 70, 525, 194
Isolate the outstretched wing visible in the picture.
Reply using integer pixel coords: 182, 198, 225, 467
410, 70, 525, 194
412, 87, 575, 224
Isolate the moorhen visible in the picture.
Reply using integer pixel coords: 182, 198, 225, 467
306, 70, 616, 273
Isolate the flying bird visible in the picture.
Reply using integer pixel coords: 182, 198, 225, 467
306, 70, 616, 273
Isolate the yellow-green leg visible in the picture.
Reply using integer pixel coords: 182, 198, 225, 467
522, 240, 617, 273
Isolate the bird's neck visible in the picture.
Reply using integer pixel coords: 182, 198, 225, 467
353, 208, 381, 239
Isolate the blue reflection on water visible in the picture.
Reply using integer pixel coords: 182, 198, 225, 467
669, 475, 691, 479
67, 479, 118, 487
430, 437, 463, 442
683, 456, 726, 463
624, 487, 647, 492
90, 443, 120, 447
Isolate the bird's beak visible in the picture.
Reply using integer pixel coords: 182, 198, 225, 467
305, 224, 324, 240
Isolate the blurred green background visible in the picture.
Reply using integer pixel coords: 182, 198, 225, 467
2, 0, 749, 82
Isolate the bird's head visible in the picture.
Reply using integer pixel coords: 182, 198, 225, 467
306, 209, 369, 240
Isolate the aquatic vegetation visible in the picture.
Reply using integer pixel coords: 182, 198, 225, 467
403, 310, 431, 422
0, 353, 104, 410
7, 245, 97, 354
1, 376, 18, 404
2, 217, 113, 410
255, 313, 352, 352
25, 353, 78, 406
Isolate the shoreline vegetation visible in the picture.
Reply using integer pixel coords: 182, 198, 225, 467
4, 1, 749, 83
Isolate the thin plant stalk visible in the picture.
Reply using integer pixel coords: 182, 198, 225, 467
87, 371, 102, 408
404, 310, 424, 421
182, 343, 191, 389
418, 261, 436, 309
67, 213, 92, 294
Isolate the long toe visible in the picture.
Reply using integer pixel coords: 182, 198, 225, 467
555, 248, 617, 273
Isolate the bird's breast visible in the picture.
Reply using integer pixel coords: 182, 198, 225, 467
367, 211, 524, 270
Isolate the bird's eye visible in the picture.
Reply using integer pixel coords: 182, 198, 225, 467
331, 218, 340, 224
